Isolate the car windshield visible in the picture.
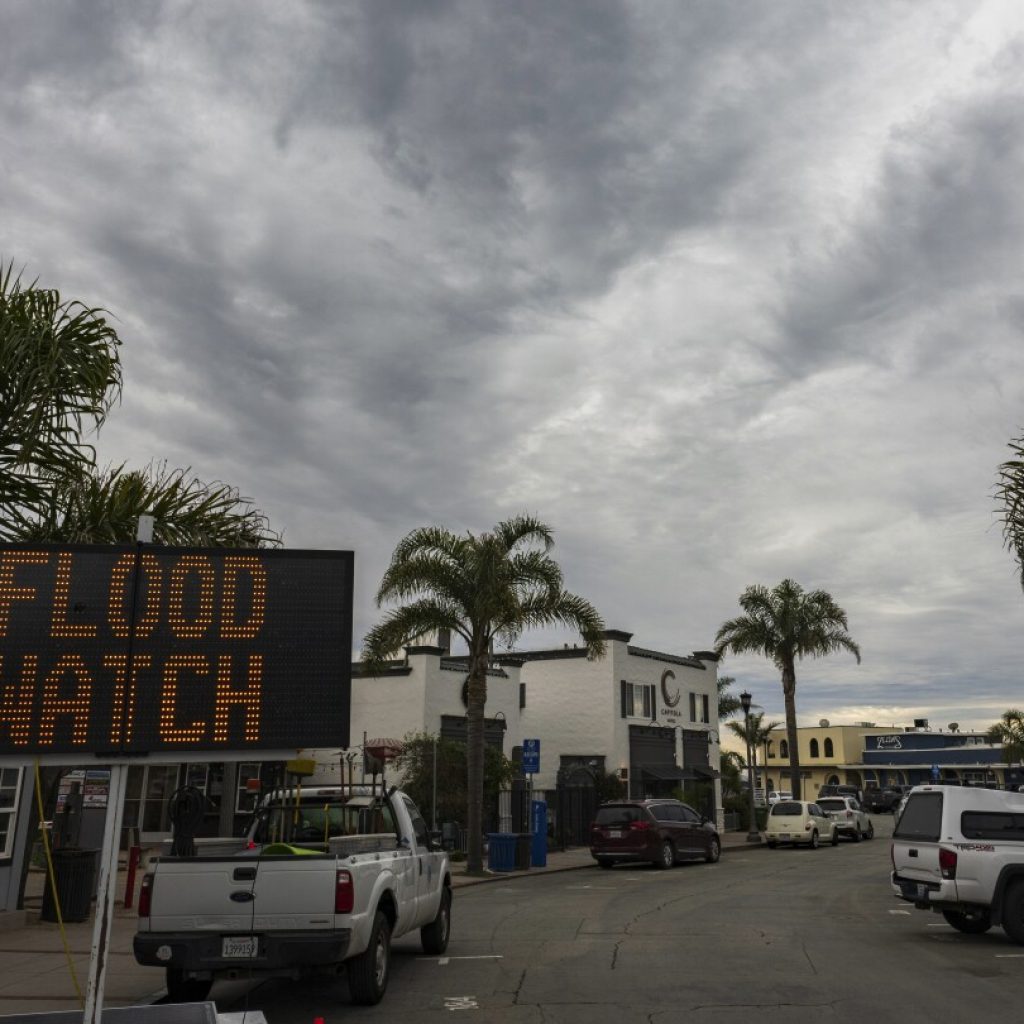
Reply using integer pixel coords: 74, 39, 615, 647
817, 799, 846, 812
771, 802, 803, 816
595, 805, 643, 826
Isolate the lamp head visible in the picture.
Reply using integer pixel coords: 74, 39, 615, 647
740, 690, 752, 714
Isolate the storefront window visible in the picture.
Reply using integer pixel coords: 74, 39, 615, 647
236, 763, 262, 814
0, 768, 23, 859
141, 766, 179, 834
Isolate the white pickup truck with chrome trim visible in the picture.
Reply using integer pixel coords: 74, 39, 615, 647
134, 786, 451, 1005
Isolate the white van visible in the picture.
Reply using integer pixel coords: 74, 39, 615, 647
890, 785, 1024, 941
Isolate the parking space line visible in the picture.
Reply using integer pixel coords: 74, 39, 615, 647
888, 909, 911, 915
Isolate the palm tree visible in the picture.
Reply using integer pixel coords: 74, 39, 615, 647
726, 710, 781, 793
0, 262, 122, 539
988, 710, 1024, 782
20, 461, 279, 547
363, 515, 605, 873
717, 675, 742, 722
996, 433, 1024, 590
714, 579, 860, 800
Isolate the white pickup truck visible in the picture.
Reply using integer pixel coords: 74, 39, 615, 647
134, 785, 451, 1006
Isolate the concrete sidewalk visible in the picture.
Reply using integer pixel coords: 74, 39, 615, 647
0, 832, 764, 1016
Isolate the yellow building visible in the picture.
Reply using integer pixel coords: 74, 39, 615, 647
757, 722, 894, 798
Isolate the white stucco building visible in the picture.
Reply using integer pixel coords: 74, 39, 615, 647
309, 629, 721, 830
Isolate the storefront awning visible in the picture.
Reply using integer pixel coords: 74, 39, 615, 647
640, 763, 690, 781
692, 766, 720, 780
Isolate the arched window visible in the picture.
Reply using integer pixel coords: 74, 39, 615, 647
810, 739, 820, 758
824, 737, 834, 758
827, 774, 839, 786
780, 740, 789, 758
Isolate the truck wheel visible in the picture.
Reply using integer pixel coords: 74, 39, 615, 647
421, 886, 452, 955
348, 910, 391, 1005
942, 909, 992, 934
1002, 880, 1024, 944
165, 968, 212, 1004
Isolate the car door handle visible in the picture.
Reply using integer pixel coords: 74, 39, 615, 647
233, 867, 257, 881
909, 849, 918, 858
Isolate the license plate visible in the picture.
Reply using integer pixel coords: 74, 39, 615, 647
901, 882, 926, 900
608, 830, 622, 839
222, 936, 258, 959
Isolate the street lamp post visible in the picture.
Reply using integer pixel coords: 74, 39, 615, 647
741, 691, 760, 844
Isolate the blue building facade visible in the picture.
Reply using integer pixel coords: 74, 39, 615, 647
861, 730, 1022, 789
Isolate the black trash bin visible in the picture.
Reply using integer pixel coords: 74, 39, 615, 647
514, 833, 532, 871
41, 848, 98, 923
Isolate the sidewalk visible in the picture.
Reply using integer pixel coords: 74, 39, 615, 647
0, 832, 764, 1016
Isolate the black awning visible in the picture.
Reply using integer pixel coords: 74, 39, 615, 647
692, 766, 720, 780
639, 763, 689, 781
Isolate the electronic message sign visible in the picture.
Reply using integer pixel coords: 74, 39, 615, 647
0, 545, 353, 756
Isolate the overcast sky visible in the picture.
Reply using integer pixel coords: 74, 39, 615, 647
4, 1, 1024, 732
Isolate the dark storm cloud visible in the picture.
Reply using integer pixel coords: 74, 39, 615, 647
3, 0, 1024, 728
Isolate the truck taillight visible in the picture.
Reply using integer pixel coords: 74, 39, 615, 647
138, 874, 153, 918
939, 847, 958, 880
335, 870, 354, 914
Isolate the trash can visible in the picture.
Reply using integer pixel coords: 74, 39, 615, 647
486, 833, 517, 872
41, 848, 98, 923
514, 833, 532, 871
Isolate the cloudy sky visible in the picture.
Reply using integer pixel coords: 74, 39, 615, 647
4, 1, 1024, 732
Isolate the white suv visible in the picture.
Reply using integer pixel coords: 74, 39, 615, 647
890, 785, 1024, 941
818, 795, 874, 842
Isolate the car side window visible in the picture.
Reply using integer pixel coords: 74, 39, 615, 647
401, 796, 431, 847
809, 804, 822, 817
679, 805, 701, 824
651, 804, 678, 822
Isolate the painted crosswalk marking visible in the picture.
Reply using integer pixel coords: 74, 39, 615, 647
445, 996, 478, 1011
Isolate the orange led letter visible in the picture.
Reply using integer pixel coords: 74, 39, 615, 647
159, 654, 208, 743
213, 654, 262, 743
38, 654, 93, 746
50, 552, 97, 638
0, 551, 49, 637
220, 556, 267, 640
0, 654, 37, 747
104, 653, 153, 745
168, 556, 215, 639
108, 553, 162, 639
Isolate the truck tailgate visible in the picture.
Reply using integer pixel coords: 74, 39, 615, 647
145, 856, 338, 932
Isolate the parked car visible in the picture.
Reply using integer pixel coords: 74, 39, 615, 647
590, 799, 721, 869
135, 785, 450, 1006
863, 784, 912, 813
818, 783, 863, 803
891, 784, 1024, 941
764, 800, 839, 849
767, 790, 793, 805
817, 796, 874, 841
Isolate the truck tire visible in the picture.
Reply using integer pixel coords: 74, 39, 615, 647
942, 909, 992, 935
348, 910, 391, 1005
165, 968, 212, 1004
421, 886, 452, 954
1001, 880, 1024, 944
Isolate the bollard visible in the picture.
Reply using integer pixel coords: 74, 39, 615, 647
123, 845, 141, 909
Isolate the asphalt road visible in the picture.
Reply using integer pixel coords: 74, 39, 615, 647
218, 816, 1023, 1023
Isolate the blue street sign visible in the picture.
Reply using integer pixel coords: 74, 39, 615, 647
522, 738, 540, 774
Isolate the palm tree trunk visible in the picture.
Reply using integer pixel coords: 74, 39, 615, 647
782, 663, 802, 800
465, 644, 488, 874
